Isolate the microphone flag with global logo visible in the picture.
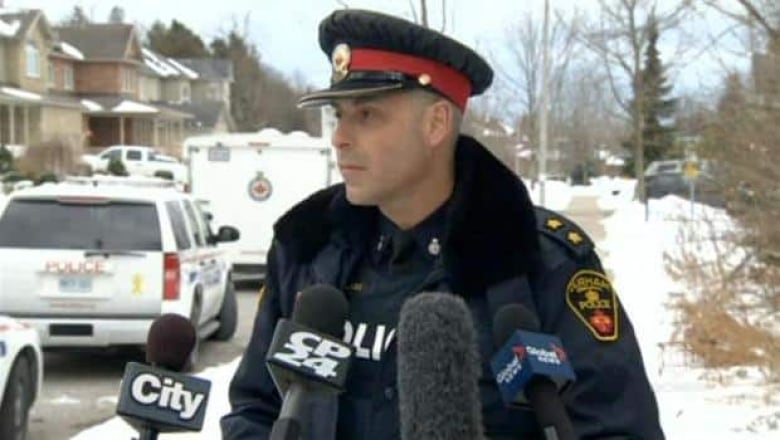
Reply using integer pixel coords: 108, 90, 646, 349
490, 330, 576, 407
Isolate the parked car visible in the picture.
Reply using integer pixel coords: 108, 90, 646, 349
643, 159, 726, 207
0, 315, 43, 440
0, 175, 239, 365
81, 145, 188, 183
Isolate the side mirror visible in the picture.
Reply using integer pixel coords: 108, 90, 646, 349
216, 225, 240, 243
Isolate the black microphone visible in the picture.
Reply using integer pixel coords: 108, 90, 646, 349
265, 284, 353, 440
491, 304, 576, 440
397, 292, 484, 440
116, 314, 211, 440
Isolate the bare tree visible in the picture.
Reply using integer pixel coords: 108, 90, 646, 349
580, 0, 691, 201
494, 7, 580, 179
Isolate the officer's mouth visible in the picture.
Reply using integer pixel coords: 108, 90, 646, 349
339, 164, 366, 174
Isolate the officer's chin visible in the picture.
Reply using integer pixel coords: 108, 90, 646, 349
344, 187, 377, 207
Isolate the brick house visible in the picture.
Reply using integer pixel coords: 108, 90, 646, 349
1, 8, 235, 162
140, 49, 235, 138
55, 24, 194, 155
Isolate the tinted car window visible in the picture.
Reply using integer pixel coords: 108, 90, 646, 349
101, 149, 121, 161
166, 201, 191, 250
182, 201, 204, 247
656, 163, 680, 174
126, 150, 143, 161
0, 199, 161, 250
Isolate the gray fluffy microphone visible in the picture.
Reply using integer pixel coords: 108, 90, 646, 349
397, 292, 485, 440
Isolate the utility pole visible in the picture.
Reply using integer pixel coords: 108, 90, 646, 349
538, 0, 551, 207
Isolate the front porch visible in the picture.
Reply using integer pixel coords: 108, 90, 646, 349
0, 99, 41, 147
83, 98, 193, 157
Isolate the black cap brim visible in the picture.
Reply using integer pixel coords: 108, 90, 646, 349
297, 81, 404, 108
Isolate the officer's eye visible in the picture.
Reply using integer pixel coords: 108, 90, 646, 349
359, 108, 373, 121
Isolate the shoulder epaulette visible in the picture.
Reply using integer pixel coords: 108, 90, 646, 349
534, 206, 594, 259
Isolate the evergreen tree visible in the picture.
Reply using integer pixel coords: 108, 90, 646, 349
623, 18, 677, 174
61, 6, 90, 27
108, 6, 125, 24
146, 20, 209, 58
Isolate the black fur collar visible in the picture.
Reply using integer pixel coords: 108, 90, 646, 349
274, 135, 540, 296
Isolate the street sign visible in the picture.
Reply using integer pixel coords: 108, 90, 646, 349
684, 161, 700, 180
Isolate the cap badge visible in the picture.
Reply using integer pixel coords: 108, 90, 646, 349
331, 43, 351, 83
418, 73, 432, 86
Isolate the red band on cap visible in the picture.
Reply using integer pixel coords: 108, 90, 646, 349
350, 48, 472, 110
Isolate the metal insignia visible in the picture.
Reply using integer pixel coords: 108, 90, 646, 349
565, 270, 619, 342
567, 231, 584, 245
546, 218, 564, 231
331, 43, 351, 83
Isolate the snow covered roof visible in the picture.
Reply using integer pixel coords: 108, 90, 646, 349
0, 87, 42, 101
59, 41, 84, 60
112, 100, 159, 114
0, 16, 20, 37
81, 99, 103, 112
142, 48, 180, 78
167, 58, 199, 80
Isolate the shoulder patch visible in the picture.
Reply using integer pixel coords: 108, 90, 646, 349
535, 207, 593, 259
565, 270, 619, 342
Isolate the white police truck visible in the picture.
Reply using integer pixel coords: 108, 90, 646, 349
0, 176, 240, 362
183, 129, 339, 281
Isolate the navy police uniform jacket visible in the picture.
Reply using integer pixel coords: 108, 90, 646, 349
221, 135, 665, 439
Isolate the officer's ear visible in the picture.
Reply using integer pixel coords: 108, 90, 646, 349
420, 97, 455, 149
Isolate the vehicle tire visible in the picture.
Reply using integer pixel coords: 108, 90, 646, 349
0, 355, 32, 440
187, 296, 202, 371
212, 281, 238, 341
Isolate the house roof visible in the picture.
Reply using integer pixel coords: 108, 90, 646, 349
0, 9, 38, 39
176, 58, 234, 81
79, 95, 194, 119
157, 100, 233, 129
55, 24, 138, 61
0, 9, 54, 42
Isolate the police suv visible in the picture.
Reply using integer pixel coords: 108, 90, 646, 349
0, 176, 240, 361
0, 315, 43, 440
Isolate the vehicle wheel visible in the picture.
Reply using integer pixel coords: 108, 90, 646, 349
187, 297, 202, 371
0, 355, 32, 440
212, 281, 238, 341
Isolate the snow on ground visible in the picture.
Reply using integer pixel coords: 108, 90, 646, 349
72, 179, 780, 439
603, 194, 780, 439
525, 178, 575, 211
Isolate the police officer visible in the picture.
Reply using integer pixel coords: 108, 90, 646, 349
222, 9, 664, 440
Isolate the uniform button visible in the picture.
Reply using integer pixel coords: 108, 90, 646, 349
384, 386, 395, 400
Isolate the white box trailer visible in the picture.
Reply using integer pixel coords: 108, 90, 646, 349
184, 129, 339, 281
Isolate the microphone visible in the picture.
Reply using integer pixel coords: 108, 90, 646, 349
397, 292, 484, 440
490, 304, 576, 440
116, 314, 211, 440
265, 284, 353, 440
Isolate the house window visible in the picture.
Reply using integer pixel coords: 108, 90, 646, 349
208, 83, 220, 100
181, 83, 191, 102
26, 42, 40, 78
64, 66, 74, 90
122, 69, 135, 93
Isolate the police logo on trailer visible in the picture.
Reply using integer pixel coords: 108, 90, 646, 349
248, 172, 273, 202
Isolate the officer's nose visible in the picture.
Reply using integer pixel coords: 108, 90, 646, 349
331, 119, 352, 151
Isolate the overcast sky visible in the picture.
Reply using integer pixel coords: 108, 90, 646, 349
5, 0, 756, 112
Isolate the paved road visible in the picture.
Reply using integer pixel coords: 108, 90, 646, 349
27, 284, 261, 440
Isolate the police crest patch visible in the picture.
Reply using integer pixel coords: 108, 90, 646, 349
565, 270, 619, 342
